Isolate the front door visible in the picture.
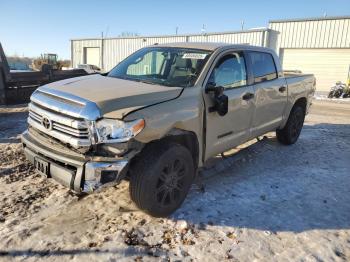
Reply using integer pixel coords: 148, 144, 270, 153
204, 51, 255, 160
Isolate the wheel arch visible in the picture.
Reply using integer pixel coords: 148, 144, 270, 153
157, 128, 199, 169
293, 97, 307, 114
280, 96, 308, 129
131, 128, 200, 170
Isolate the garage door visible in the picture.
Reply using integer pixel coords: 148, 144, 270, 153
281, 49, 350, 92
84, 47, 100, 67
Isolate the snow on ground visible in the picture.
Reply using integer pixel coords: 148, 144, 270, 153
314, 93, 350, 103
0, 100, 349, 261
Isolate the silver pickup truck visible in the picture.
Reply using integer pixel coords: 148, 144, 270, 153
22, 43, 315, 217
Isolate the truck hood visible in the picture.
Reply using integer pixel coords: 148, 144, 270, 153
35, 74, 183, 119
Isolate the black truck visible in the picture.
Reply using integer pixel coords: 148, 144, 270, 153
0, 43, 88, 105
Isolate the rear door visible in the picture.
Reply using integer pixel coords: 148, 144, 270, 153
247, 51, 287, 137
204, 50, 255, 159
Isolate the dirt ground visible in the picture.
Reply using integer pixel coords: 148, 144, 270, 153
0, 100, 349, 262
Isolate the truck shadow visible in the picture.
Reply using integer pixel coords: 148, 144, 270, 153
175, 123, 350, 233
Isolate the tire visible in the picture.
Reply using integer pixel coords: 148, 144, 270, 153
276, 105, 305, 145
328, 91, 335, 98
334, 90, 343, 98
41, 64, 53, 73
129, 142, 195, 217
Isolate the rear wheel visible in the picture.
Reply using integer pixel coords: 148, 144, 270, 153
129, 142, 195, 217
334, 90, 343, 98
276, 105, 305, 145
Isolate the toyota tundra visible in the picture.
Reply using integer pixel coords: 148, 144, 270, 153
21, 43, 316, 217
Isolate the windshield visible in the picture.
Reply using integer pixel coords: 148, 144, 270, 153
108, 47, 211, 87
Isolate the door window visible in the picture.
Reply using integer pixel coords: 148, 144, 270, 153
249, 52, 277, 83
209, 52, 247, 89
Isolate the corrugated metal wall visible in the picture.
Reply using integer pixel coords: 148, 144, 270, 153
186, 30, 266, 46
71, 29, 269, 71
269, 17, 350, 49
102, 36, 187, 71
72, 17, 350, 73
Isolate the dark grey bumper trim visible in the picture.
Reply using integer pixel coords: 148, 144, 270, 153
21, 130, 128, 193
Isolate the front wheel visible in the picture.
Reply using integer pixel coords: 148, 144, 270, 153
276, 105, 305, 145
328, 91, 335, 98
129, 142, 195, 217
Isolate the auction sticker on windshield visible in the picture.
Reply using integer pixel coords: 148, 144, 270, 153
182, 53, 207, 59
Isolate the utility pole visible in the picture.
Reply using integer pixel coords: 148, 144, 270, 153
101, 31, 104, 71
241, 20, 245, 31
176, 26, 179, 35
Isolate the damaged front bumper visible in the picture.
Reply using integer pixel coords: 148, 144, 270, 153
21, 130, 128, 193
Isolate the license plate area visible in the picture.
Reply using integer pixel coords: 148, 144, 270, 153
34, 157, 50, 177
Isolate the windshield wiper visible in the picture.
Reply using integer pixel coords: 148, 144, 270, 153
136, 79, 176, 87
136, 79, 159, 85
108, 75, 176, 87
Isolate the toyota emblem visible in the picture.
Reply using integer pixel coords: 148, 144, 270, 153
42, 117, 52, 130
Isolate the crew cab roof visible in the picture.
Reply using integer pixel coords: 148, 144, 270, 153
154, 42, 272, 52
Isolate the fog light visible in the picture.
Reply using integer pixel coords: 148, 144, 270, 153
100, 170, 118, 184
83, 161, 128, 193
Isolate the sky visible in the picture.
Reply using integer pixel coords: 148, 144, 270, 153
1, 0, 349, 59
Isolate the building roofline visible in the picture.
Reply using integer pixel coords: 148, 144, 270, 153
155, 42, 273, 52
269, 15, 350, 23
70, 28, 270, 42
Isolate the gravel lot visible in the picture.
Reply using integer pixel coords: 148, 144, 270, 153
0, 100, 349, 261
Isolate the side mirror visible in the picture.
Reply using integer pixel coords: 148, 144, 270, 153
214, 94, 228, 116
205, 82, 228, 116
205, 81, 217, 94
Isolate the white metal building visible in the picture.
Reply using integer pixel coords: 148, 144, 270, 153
71, 16, 350, 92
71, 29, 271, 71
270, 16, 350, 92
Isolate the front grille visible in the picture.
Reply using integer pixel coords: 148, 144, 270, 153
29, 109, 89, 139
28, 102, 91, 147
52, 123, 89, 138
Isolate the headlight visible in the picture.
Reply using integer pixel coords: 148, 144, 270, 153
89, 118, 145, 144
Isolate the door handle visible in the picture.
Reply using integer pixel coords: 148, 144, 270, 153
279, 86, 287, 92
242, 92, 254, 100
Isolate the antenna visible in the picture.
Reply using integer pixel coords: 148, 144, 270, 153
105, 26, 109, 38
201, 24, 206, 35
241, 20, 245, 31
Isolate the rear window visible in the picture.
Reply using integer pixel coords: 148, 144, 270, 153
249, 52, 277, 83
